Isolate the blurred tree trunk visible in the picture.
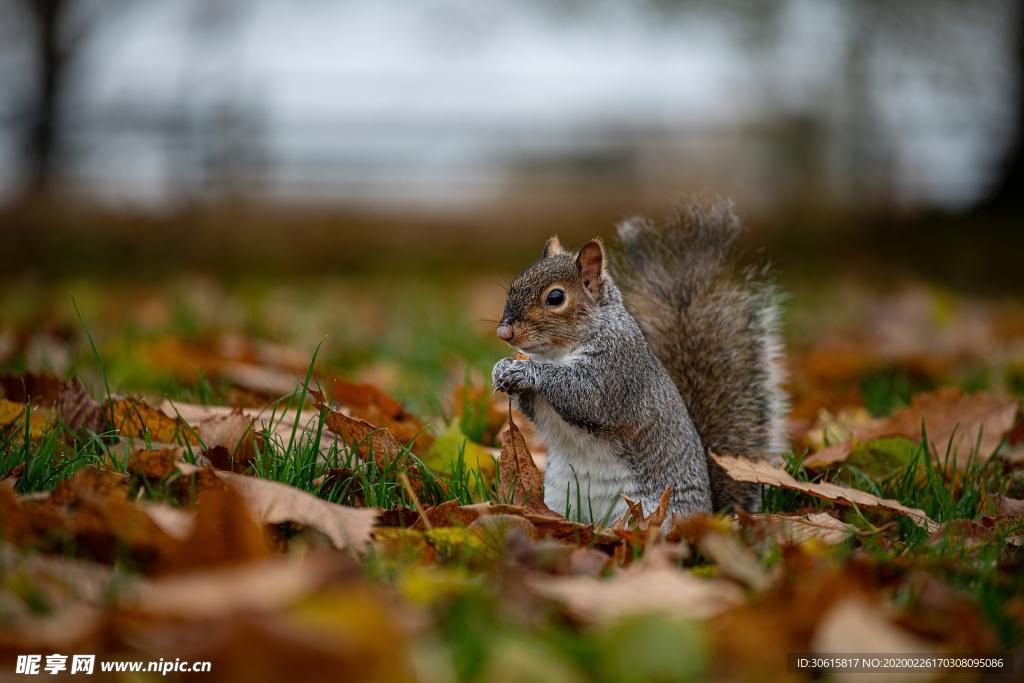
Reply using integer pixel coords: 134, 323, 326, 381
20, 0, 70, 197
979, 6, 1024, 211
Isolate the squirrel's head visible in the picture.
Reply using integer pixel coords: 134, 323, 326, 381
496, 236, 608, 358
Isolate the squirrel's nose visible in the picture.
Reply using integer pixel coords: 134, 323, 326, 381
496, 323, 515, 342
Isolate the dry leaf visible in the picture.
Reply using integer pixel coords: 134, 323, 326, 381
710, 453, 939, 532
528, 565, 742, 623
995, 496, 1024, 517
8, 468, 181, 571
58, 377, 104, 433
109, 396, 197, 444
142, 503, 194, 541
811, 597, 939, 682
0, 371, 63, 405
309, 388, 435, 493
218, 471, 379, 552
810, 388, 1018, 468
198, 410, 259, 472
127, 448, 181, 481
0, 398, 50, 437
613, 486, 672, 534
167, 485, 270, 571
323, 406, 403, 464
741, 511, 858, 546
498, 418, 548, 514
677, 515, 772, 591
328, 378, 432, 451
120, 554, 339, 619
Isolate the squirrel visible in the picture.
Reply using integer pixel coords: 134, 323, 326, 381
491, 198, 787, 523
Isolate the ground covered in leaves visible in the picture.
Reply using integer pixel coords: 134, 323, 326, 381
1, 275, 1023, 682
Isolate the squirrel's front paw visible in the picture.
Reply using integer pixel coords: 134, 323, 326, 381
492, 358, 533, 394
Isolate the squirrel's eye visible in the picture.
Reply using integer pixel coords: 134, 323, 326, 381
545, 289, 565, 307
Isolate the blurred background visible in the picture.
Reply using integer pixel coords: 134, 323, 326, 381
0, 0, 1022, 417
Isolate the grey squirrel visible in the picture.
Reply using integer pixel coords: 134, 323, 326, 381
491, 198, 787, 522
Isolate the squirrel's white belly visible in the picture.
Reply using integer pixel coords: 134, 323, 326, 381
531, 396, 634, 525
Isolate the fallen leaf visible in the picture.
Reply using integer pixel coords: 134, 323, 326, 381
10, 468, 181, 571
810, 389, 1018, 469
218, 471, 379, 552
995, 496, 1024, 516
0, 371, 63, 405
741, 511, 858, 546
109, 396, 197, 444
167, 485, 270, 571
127, 448, 181, 481
677, 515, 772, 591
197, 410, 259, 472
57, 377, 104, 433
328, 378, 431, 450
710, 453, 939, 532
0, 398, 51, 437
498, 418, 548, 515
528, 564, 742, 623
811, 596, 939, 681
312, 391, 403, 462
613, 486, 671, 534
142, 503, 194, 541
120, 553, 342, 619
50, 466, 128, 506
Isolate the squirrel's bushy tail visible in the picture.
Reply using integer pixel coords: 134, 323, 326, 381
614, 198, 788, 512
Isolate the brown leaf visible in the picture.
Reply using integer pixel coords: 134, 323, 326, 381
527, 564, 742, 623
613, 486, 671, 534
676, 515, 772, 591
710, 453, 939, 532
0, 482, 65, 548
314, 392, 402, 462
166, 485, 270, 571
309, 388, 435, 494
197, 410, 259, 472
109, 396, 197, 444
328, 378, 434, 454
0, 371, 63, 405
57, 377, 104, 433
811, 595, 938, 656
810, 388, 1018, 468
29, 468, 180, 571
119, 553, 344, 619
218, 471, 379, 552
995, 495, 1024, 517
127, 448, 181, 481
50, 466, 128, 506
0, 398, 51, 437
413, 499, 481, 530
498, 418, 548, 515
141, 502, 194, 541
740, 511, 858, 546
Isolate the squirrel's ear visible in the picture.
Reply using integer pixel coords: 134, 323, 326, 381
543, 235, 564, 258
576, 239, 605, 296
